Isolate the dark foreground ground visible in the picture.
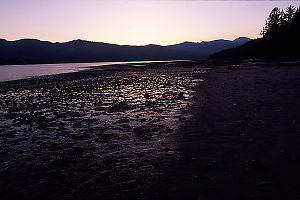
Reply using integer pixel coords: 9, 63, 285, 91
149, 61, 300, 200
1, 61, 300, 200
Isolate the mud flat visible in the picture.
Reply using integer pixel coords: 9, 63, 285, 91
1, 61, 300, 200
0, 61, 208, 200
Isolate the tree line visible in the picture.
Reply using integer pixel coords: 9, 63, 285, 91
210, 5, 300, 60
261, 6, 300, 41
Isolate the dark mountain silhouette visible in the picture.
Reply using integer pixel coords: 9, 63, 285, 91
0, 37, 250, 65
166, 37, 251, 60
210, 6, 300, 60
233, 37, 253, 46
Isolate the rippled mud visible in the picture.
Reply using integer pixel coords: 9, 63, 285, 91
0, 63, 208, 199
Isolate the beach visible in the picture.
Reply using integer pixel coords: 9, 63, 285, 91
1, 61, 300, 199
146, 61, 300, 200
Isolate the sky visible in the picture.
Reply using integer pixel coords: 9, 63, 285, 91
1, 0, 300, 45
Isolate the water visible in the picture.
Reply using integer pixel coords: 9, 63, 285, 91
0, 60, 182, 82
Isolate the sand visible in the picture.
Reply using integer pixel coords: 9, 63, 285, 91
145, 61, 300, 200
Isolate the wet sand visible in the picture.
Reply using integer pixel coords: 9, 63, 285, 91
1, 61, 300, 199
147, 62, 300, 200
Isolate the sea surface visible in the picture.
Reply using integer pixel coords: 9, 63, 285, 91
0, 60, 181, 82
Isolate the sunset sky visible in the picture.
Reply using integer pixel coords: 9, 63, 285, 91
1, 0, 300, 45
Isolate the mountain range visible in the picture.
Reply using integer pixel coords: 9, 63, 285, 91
0, 37, 251, 65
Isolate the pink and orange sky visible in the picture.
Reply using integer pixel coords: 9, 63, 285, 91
1, 0, 300, 45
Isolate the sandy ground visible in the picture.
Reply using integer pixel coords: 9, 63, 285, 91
1, 61, 300, 199
146, 62, 300, 200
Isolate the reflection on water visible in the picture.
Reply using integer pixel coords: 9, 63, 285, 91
0, 60, 185, 82
0, 64, 207, 198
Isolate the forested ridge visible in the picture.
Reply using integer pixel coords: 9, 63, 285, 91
210, 6, 300, 60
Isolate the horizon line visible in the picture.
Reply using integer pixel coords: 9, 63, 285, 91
0, 36, 255, 47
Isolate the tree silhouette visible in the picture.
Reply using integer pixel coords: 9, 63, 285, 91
261, 7, 282, 38
285, 5, 296, 23
211, 5, 300, 60
261, 5, 299, 40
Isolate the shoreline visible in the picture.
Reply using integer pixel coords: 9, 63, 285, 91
0, 60, 190, 83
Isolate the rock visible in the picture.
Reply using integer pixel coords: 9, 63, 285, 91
178, 92, 184, 98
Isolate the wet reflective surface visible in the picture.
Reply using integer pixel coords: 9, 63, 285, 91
0, 63, 207, 199
0, 60, 183, 82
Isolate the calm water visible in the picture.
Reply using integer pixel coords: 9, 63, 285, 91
0, 60, 180, 82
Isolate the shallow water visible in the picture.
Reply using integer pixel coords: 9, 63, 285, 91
0, 64, 207, 199
0, 60, 183, 82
